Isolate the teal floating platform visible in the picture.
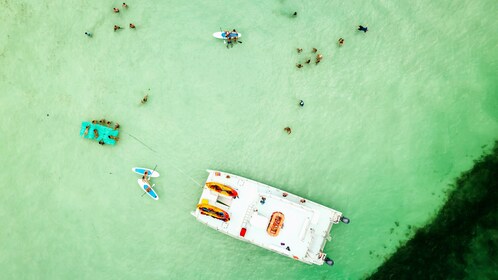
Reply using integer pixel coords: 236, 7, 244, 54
80, 122, 119, 145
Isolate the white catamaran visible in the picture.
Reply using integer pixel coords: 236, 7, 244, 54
192, 170, 350, 266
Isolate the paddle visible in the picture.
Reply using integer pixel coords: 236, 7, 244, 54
149, 164, 158, 179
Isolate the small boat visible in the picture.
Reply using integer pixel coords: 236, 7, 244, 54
137, 178, 159, 200
205, 182, 238, 198
212, 31, 242, 40
132, 167, 160, 178
267, 212, 285, 237
197, 203, 230, 222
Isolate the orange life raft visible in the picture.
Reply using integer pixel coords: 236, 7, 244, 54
205, 182, 238, 198
267, 212, 285, 236
197, 203, 230, 222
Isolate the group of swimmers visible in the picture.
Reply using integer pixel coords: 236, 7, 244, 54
294, 25, 367, 68
224, 29, 239, 48
295, 47, 324, 68
82, 119, 120, 145
114, 3, 136, 31
92, 119, 120, 130
84, 3, 135, 36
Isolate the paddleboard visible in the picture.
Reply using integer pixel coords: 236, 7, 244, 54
213, 31, 242, 40
137, 178, 159, 200
132, 167, 160, 178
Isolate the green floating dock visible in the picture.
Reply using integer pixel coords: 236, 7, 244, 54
80, 122, 119, 145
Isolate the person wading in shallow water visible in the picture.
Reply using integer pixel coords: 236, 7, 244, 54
141, 94, 148, 104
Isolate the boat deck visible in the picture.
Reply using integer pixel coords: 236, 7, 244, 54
193, 170, 344, 264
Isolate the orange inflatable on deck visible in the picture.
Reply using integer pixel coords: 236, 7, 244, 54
205, 182, 238, 198
267, 212, 285, 236
197, 203, 230, 222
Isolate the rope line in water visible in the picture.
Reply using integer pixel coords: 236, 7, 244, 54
125, 132, 202, 187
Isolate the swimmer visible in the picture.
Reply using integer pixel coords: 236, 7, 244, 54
142, 175, 151, 186
232, 29, 238, 42
99, 119, 106, 124
122, 3, 128, 8
297, 48, 303, 53
114, 123, 120, 130
129, 23, 135, 29
299, 100, 304, 107
312, 48, 317, 53
296, 63, 303, 68
113, 8, 119, 13
84, 32, 92, 37
106, 121, 111, 127
338, 38, 344, 46
284, 127, 292, 134
358, 25, 368, 32
93, 129, 99, 139
305, 59, 311, 64
92, 120, 97, 124
83, 125, 90, 136
114, 25, 121, 31
316, 54, 323, 64
99, 140, 105, 145
292, 12, 297, 17
141, 94, 148, 104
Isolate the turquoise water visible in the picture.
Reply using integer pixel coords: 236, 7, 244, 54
1, 0, 497, 279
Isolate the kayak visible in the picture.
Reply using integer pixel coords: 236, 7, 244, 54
132, 167, 160, 178
213, 31, 242, 40
137, 178, 159, 200
205, 182, 238, 198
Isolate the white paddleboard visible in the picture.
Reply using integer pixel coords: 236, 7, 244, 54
213, 31, 242, 40
137, 178, 159, 200
132, 167, 160, 178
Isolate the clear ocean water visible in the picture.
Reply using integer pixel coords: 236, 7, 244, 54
0, 0, 497, 279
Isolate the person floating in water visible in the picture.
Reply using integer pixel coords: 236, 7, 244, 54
299, 100, 304, 107
93, 129, 99, 139
338, 38, 344, 46
232, 29, 238, 43
83, 125, 90, 136
84, 32, 92, 37
141, 94, 148, 104
358, 25, 368, 32
284, 127, 292, 134
129, 23, 136, 29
